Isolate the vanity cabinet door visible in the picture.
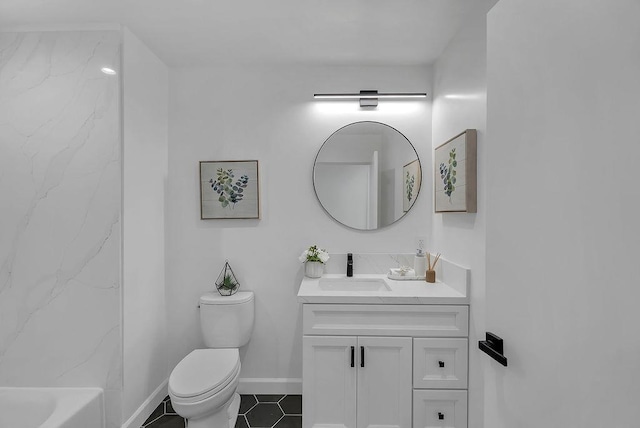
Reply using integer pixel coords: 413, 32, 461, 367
356, 336, 412, 428
303, 336, 357, 428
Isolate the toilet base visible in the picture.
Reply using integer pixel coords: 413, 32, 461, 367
227, 393, 241, 427
186, 393, 240, 428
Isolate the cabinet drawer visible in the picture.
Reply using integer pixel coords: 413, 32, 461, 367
413, 390, 467, 428
303, 304, 468, 337
413, 338, 468, 389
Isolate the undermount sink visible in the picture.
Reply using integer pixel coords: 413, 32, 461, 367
317, 277, 391, 292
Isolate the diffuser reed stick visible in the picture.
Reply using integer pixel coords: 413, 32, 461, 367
427, 253, 441, 270
432, 253, 441, 270
426, 252, 441, 283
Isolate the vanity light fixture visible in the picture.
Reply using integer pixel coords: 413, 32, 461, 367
313, 90, 427, 108
101, 67, 117, 75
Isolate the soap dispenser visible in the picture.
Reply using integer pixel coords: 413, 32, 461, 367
414, 248, 427, 278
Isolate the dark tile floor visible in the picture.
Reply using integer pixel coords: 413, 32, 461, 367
142, 394, 302, 428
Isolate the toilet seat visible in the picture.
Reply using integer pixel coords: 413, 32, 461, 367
169, 349, 240, 403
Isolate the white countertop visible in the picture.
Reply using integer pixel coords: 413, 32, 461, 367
297, 273, 469, 305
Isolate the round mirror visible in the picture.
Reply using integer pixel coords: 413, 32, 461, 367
313, 121, 422, 230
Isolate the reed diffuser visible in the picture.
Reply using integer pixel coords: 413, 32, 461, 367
426, 253, 441, 283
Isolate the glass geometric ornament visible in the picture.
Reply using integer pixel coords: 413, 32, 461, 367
215, 260, 240, 296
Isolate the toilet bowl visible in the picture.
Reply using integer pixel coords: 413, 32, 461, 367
169, 349, 241, 427
168, 291, 255, 427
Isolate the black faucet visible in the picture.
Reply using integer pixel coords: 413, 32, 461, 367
347, 253, 353, 277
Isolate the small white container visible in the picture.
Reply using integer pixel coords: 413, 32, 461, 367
414, 249, 427, 278
305, 261, 324, 278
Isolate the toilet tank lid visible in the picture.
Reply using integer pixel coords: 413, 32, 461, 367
200, 291, 254, 305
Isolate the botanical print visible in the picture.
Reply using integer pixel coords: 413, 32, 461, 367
209, 168, 249, 208
403, 159, 421, 212
439, 148, 457, 201
200, 160, 260, 219
406, 171, 415, 203
434, 129, 477, 213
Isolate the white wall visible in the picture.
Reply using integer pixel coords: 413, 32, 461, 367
431, 9, 493, 427
167, 65, 432, 390
485, 1, 640, 426
0, 31, 122, 428
122, 28, 169, 421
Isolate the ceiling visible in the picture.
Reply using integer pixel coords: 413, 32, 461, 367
0, 0, 495, 67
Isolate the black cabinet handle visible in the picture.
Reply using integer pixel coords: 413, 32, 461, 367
350, 346, 355, 367
360, 346, 365, 367
438, 412, 444, 420
438, 360, 445, 368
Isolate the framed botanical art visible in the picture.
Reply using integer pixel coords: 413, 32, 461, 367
403, 158, 421, 212
200, 160, 260, 219
434, 129, 477, 213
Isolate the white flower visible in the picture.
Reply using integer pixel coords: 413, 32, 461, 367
318, 251, 330, 263
299, 245, 330, 264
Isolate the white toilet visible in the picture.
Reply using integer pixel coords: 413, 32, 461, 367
169, 291, 254, 428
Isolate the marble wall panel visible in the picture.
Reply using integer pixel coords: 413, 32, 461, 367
0, 31, 122, 428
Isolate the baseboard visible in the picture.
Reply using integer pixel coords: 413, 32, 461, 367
238, 378, 302, 395
121, 379, 168, 428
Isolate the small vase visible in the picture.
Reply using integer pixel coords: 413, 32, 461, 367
426, 269, 436, 283
305, 261, 324, 278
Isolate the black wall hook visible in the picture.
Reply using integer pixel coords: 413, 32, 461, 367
479, 332, 508, 366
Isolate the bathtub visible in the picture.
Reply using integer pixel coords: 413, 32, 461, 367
0, 387, 104, 428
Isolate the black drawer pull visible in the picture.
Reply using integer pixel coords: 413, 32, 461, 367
438, 412, 444, 420
438, 360, 445, 368
350, 346, 355, 367
360, 346, 365, 367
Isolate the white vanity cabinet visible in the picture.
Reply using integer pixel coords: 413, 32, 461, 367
301, 303, 469, 428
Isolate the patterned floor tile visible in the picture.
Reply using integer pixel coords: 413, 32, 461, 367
144, 415, 186, 428
239, 394, 258, 413
236, 414, 250, 428
141, 394, 301, 428
245, 403, 283, 427
274, 416, 302, 428
142, 403, 164, 426
278, 395, 302, 414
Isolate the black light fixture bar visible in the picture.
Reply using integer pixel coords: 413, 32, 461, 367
314, 91, 427, 99
314, 90, 427, 108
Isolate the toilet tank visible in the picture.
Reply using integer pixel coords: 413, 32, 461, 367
199, 291, 255, 348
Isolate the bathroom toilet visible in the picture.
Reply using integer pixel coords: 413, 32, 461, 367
169, 291, 254, 428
